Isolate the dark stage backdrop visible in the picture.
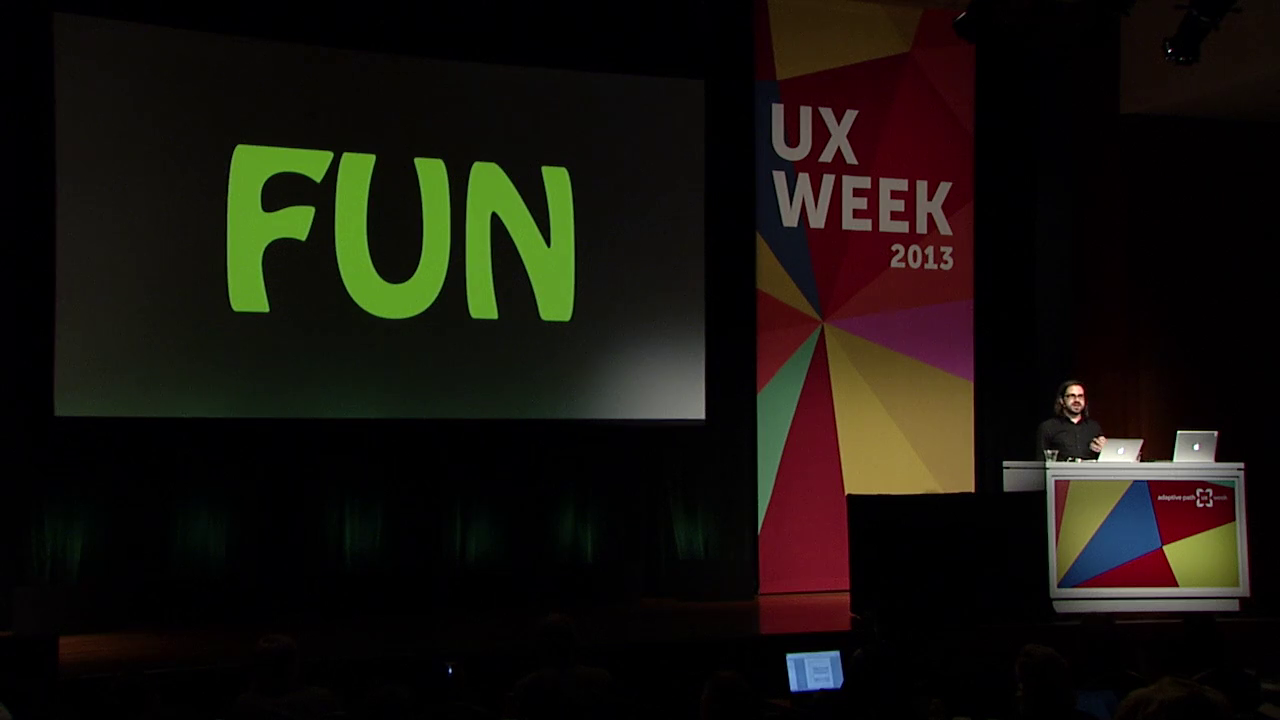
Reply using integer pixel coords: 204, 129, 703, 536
972, 4, 1124, 487
6, 1, 756, 632
974, 10, 1273, 611
1076, 115, 1275, 609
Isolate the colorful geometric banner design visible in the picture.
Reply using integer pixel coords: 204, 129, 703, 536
1055, 480, 1241, 590
756, 0, 976, 593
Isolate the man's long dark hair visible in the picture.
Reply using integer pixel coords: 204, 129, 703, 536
1053, 380, 1089, 419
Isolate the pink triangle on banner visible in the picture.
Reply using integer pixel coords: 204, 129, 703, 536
827, 300, 973, 381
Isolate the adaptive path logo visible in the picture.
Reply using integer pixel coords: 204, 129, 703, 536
1154, 487, 1227, 509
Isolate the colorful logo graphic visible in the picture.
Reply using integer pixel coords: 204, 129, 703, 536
756, 0, 975, 593
1054, 480, 1241, 590
1195, 488, 1214, 508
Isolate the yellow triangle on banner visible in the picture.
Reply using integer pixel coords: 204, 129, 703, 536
757, 234, 819, 319
768, 0, 921, 81
886, 3, 924, 47
1056, 480, 1133, 583
824, 325, 942, 495
1163, 522, 1241, 588
827, 327, 974, 493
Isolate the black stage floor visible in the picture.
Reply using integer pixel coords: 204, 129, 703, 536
50, 593, 855, 679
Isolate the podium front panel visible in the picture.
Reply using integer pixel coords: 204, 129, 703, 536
1045, 463, 1248, 601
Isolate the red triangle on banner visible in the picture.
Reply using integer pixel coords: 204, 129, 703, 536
910, 46, 975, 135
758, 291, 822, 391
869, 57, 973, 209
826, 203, 974, 320
759, 331, 849, 593
1077, 547, 1179, 588
911, 7, 970, 49
778, 54, 911, 315
778, 54, 909, 183
1055, 479, 1070, 542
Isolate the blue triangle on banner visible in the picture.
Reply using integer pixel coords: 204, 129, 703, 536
755, 81, 823, 318
1059, 481, 1164, 588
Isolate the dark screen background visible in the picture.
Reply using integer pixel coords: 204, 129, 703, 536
53, 13, 705, 419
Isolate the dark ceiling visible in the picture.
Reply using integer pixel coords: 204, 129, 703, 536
837, 0, 1279, 120
1119, 0, 1280, 121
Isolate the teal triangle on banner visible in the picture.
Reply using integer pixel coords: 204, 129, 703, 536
757, 328, 821, 532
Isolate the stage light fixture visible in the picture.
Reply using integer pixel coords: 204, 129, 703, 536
1163, 0, 1240, 66
952, 0, 989, 44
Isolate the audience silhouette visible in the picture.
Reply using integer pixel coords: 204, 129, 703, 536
22, 615, 1276, 720
507, 614, 616, 720
1014, 644, 1095, 720
1114, 677, 1232, 720
700, 670, 761, 720
231, 634, 342, 720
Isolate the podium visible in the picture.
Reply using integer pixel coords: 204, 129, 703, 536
1002, 461, 1249, 613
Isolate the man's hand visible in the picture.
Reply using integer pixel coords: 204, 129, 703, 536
1090, 436, 1107, 453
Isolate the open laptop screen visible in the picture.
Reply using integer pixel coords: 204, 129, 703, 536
1173, 431, 1218, 462
786, 650, 844, 693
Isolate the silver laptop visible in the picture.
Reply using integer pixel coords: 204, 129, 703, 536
1097, 438, 1143, 462
1173, 430, 1218, 462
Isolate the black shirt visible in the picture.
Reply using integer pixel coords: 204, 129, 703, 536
1036, 415, 1104, 461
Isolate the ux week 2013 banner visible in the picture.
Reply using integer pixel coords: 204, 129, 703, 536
755, 0, 976, 593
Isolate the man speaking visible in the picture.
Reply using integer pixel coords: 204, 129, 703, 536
1036, 380, 1107, 461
